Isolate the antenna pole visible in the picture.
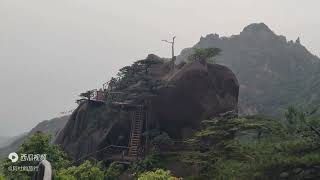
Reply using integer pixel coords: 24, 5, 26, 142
172, 36, 175, 59
162, 36, 176, 70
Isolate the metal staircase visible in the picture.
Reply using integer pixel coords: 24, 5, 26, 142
128, 105, 144, 159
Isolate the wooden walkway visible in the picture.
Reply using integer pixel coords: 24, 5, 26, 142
75, 90, 148, 164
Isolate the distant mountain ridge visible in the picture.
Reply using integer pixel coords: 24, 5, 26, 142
0, 116, 69, 158
0, 134, 28, 149
177, 23, 320, 116
0, 137, 15, 149
0, 137, 11, 148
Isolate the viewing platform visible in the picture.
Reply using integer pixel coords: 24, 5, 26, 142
88, 89, 107, 103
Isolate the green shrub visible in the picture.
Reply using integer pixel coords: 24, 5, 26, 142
130, 152, 161, 175
138, 169, 181, 180
181, 108, 320, 179
187, 48, 221, 64
2, 131, 69, 178
0, 174, 5, 180
55, 160, 104, 180
105, 162, 124, 180
152, 132, 174, 148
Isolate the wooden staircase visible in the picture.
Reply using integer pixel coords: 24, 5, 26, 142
128, 105, 144, 158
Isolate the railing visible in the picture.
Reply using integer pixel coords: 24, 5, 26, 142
107, 92, 127, 103
70, 145, 129, 166
89, 90, 128, 104
91, 89, 107, 102
157, 140, 193, 152
100, 145, 129, 159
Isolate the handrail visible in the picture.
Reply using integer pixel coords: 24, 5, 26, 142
108, 91, 126, 94
69, 145, 129, 166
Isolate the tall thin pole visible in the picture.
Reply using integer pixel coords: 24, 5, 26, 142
172, 36, 175, 59
162, 36, 176, 70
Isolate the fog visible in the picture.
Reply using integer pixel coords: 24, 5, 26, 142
0, 0, 319, 136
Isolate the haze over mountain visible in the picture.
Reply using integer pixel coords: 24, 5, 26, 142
178, 23, 320, 116
0, 116, 68, 158
0, 136, 19, 149
1, 22, 318, 146
2, 0, 320, 137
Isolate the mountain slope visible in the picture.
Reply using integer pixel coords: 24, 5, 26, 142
0, 116, 69, 158
0, 134, 27, 149
177, 23, 320, 116
0, 137, 11, 148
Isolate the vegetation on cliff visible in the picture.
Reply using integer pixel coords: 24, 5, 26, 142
187, 48, 221, 64
1, 106, 320, 179
1, 132, 69, 179
2, 43, 320, 179
138, 169, 180, 180
162, 107, 320, 179
52, 47, 319, 179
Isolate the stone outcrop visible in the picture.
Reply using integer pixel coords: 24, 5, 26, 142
55, 57, 239, 160
150, 61, 239, 138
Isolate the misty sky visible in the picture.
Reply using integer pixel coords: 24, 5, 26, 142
1, 0, 320, 136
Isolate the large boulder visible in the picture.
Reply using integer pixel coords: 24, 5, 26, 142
54, 102, 130, 159
55, 58, 239, 159
150, 61, 239, 138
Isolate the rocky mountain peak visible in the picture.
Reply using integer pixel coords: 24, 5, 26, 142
241, 23, 274, 35
178, 23, 320, 116
239, 23, 279, 42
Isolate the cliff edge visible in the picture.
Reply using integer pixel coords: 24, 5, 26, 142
55, 56, 239, 160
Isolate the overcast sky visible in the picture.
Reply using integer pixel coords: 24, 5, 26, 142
0, 0, 319, 136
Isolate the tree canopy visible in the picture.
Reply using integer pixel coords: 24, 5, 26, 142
2, 132, 70, 179
55, 160, 105, 180
180, 107, 320, 179
79, 90, 94, 100
138, 169, 181, 180
188, 48, 221, 64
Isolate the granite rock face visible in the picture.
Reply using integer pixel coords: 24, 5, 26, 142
55, 57, 239, 160
150, 61, 239, 138
55, 102, 130, 159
